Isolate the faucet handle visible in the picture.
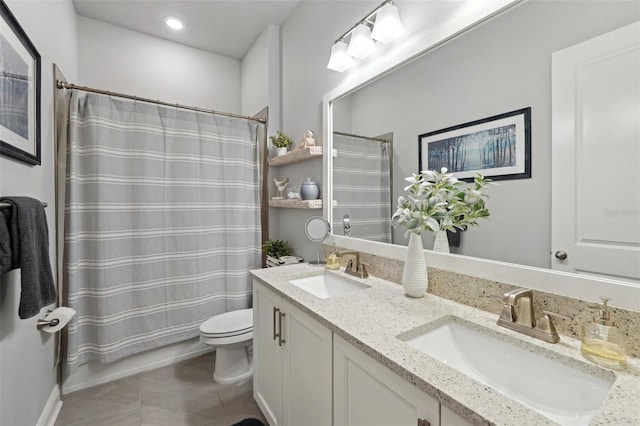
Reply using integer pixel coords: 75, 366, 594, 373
359, 262, 369, 278
502, 288, 533, 305
534, 310, 572, 343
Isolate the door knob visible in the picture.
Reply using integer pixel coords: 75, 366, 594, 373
555, 250, 568, 260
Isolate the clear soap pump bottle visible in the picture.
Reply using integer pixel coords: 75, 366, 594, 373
325, 243, 341, 270
581, 297, 627, 370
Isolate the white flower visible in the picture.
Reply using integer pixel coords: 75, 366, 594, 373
392, 168, 492, 235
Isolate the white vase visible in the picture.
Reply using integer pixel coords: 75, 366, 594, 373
402, 233, 428, 298
277, 147, 288, 156
433, 229, 450, 253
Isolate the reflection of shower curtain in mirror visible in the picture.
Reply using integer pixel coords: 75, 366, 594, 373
332, 133, 391, 243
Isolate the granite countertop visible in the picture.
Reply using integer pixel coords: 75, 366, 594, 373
250, 264, 640, 426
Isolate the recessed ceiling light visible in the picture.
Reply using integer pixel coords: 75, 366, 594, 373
164, 16, 184, 30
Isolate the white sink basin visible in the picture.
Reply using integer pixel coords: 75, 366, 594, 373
289, 272, 369, 299
401, 317, 614, 425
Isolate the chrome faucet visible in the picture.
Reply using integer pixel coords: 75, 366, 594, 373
339, 251, 369, 279
496, 288, 570, 344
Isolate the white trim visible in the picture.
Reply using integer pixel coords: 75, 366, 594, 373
36, 385, 62, 426
63, 339, 212, 394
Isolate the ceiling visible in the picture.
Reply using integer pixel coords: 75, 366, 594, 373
72, 0, 301, 60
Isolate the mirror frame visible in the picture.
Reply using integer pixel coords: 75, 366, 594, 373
321, 0, 640, 311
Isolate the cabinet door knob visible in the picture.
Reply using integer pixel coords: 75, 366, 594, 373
555, 250, 568, 260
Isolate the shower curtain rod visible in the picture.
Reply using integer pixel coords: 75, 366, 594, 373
56, 80, 267, 124
333, 131, 390, 143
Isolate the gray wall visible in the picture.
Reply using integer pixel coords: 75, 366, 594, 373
328, 0, 639, 268
0, 1, 78, 425
278, 1, 372, 261
78, 17, 241, 113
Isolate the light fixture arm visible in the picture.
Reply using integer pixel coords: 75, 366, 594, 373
333, 0, 394, 44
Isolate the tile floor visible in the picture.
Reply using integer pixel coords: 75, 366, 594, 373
55, 353, 267, 426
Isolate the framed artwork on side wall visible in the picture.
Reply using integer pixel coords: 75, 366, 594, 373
0, 0, 41, 166
419, 107, 531, 181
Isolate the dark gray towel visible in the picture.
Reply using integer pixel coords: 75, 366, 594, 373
0, 206, 13, 272
0, 197, 56, 319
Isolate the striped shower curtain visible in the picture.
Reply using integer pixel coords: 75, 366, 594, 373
332, 133, 392, 243
63, 91, 261, 370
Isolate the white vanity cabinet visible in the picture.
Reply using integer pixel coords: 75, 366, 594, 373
441, 406, 473, 426
333, 334, 440, 426
253, 280, 332, 426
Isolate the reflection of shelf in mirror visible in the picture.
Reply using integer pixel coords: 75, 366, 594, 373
268, 146, 322, 166
268, 199, 322, 209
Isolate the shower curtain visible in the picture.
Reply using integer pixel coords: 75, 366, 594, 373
332, 133, 392, 243
63, 91, 262, 370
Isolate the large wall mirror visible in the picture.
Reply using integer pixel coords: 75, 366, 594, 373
327, 0, 640, 286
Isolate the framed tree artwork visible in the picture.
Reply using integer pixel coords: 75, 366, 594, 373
419, 108, 531, 181
0, 0, 41, 165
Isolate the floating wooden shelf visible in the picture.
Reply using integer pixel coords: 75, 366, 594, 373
268, 146, 323, 167
268, 199, 322, 209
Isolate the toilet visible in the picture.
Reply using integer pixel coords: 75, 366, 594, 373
199, 308, 253, 384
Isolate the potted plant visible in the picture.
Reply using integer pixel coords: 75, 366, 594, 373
391, 167, 491, 297
262, 239, 293, 260
270, 131, 293, 156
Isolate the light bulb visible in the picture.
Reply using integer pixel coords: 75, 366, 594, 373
371, 3, 404, 44
164, 16, 184, 30
346, 24, 377, 59
327, 41, 354, 72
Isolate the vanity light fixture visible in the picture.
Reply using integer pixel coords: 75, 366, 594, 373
327, 0, 404, 72
164, 16, 184, 30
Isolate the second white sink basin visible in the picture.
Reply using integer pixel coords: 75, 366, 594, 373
400, 317, 614, 425
289, 272, 369, 299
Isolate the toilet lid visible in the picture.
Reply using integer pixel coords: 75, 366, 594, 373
200, 308, 253, 338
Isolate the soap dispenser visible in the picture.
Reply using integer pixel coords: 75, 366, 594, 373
325, 244, 341, 270
581, 297, 627, 370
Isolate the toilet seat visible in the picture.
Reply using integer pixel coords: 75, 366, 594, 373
199, 308, 253, 337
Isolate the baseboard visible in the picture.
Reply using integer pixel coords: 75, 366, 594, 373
36, 385, 63, 426
63, 339, 213, 394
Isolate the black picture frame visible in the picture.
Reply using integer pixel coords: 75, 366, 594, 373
418, 107, 531, 181
0, 0, 41, 166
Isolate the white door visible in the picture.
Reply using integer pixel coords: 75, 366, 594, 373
552, 22, 640, 283
281, 302, 332, 426
333, 335, 439, 426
